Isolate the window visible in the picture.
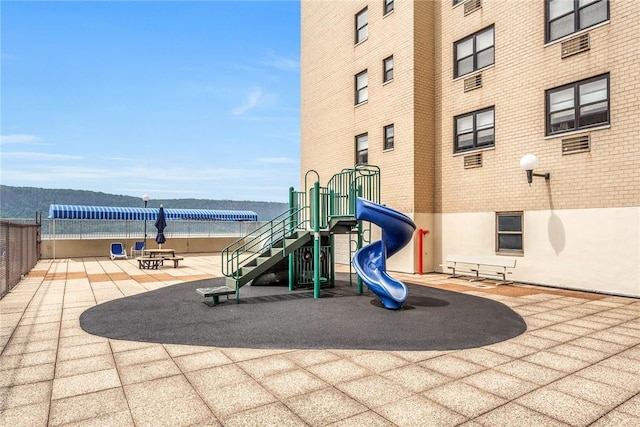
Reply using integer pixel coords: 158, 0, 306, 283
454, 26, 494, 78
546, 74, 609, 135
355, 7, 368, 44
496, 212, 523, 254
356, 133, 368, 164
355, 70, 368, 105
453, 0, 465, 5
546, 0, 609, 43
383, 56, 394, 83
384, 0, 394, 15
383, 124, 394, 150
454, 107, 494, 153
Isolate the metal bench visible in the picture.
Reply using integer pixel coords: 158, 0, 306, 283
442, 255, 517, 284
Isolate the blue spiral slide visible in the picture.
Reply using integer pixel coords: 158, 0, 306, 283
352, 197, 416, 310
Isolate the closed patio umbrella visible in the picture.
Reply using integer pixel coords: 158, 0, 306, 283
155, 205, 167, 248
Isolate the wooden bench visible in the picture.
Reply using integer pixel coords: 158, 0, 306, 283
196, 286, 236, 306
442, 255, 517, 284
137, 256, 184, 269
164, 256, 184, 268
137, 257, 162, 269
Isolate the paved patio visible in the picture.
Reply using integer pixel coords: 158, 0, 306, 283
1, 255, 639, 426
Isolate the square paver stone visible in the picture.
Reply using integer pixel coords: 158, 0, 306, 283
55, 354, 116, 379
186, 364, 253, 395
123, 374, 199, 408
337, 375, 413, 408
173, 349, 233, 372
201, 379, 277, 419
51, 368, 121, 400
0, 381, 52, 411
259, 369, 327, 400
48, 387, 129, 426
377, 394, 467, 427
307, 359, 371, 384
473, 402, 570, 427
129, 394, 216, 427
286, 387, 366, 426
423, 381, 508, 418
516, 388, 606, 426
0, 401, 50, 427
494, 360, 565, 386
118, 358, 182, 385
462, 370, 538, 400
381, 364, 450, 393
550, 375, 635, 409
329, 410, 396, 427
419, 356, 485, 379
238, 355, 298, 379
350, 351, 409, 373
222, 402, 306, 427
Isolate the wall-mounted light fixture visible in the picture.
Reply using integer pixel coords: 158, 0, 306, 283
519, 154, 550, 186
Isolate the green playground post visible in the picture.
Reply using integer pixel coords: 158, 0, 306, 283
313, 181, 321, 298
288, 186, 295, 292
356, 184, 363, 294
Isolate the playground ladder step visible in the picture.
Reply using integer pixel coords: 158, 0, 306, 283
229, 231, 312, 289
329, 216, 358, 234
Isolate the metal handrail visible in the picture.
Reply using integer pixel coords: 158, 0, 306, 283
221, 206, 310, 279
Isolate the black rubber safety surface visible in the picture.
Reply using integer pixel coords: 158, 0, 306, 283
80, 274, 527, 351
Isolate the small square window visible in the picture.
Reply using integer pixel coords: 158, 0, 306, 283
384, 0, 394, 15
355, 7, 368, 44
355, 70, 368, 105
383, 56, 394, 83
384, 124, 394, 150
496, 212, 523, 254
356, 133, 368, 164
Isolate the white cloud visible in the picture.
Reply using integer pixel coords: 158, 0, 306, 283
1, 151, 82, 160
262, 51, 299, 72
0, 134, 43, 145
232, 88, 263, 115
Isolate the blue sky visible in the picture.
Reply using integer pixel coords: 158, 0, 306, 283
1, 1, 300, 203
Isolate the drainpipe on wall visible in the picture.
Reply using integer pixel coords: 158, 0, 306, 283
418, 228, 430, 275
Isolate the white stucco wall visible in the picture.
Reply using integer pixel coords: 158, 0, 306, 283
435, 207, 640, 297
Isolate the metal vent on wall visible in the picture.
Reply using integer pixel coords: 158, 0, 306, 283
561, 33, 590, 59
464, 74, 482, 92
562, 135, 590, 155
464, 0, 482, 15
464, 153, 483, 169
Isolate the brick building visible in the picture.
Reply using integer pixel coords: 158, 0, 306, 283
300, 0, 639, 296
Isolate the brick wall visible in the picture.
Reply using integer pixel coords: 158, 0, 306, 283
302, 0, 639, 215
436, 0, 640, 213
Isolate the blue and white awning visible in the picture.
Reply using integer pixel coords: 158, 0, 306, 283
48, 204, 258, 221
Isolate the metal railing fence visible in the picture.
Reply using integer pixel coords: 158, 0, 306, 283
41, 219, 265, 240
0, 219, 40, 299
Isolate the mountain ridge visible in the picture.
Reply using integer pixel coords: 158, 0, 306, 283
0, 185, 288, 221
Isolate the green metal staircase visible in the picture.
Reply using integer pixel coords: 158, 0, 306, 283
219, 165, 380, 303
